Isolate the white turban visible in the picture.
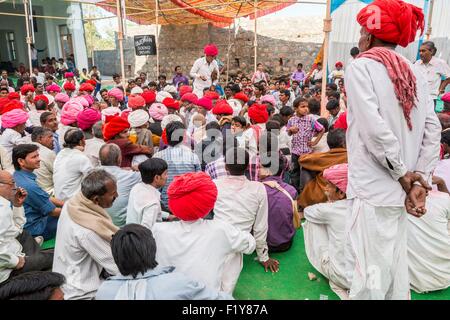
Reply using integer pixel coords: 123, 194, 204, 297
161, 114, 183, 130
128, 109, 150, 128
156, 91, 172, 103
130, 86, 144, 95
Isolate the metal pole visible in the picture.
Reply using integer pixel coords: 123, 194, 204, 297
226, 23, 232, 84
116, 0, 126, 87
426, 0, 435, 40
23, 0, 33, 73
254, 0, 258, 74
155, 0, 160, 79
320, 0, 331, 117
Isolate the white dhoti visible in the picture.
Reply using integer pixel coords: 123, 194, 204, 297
220, 253, 243, 294
344, 198, 410, 300
303, 221, 350, 300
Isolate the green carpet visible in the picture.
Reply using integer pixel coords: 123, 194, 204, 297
234, 228, 450, 300
41, 238, 55, 250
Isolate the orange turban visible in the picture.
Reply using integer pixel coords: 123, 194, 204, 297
79, 83, 94, 93
128, 94, 146, 110
168, 172, 218, 221
357, 0, 424, 48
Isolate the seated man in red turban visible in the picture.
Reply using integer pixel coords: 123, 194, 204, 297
152, 171, 256, 294
344, 0, 441, 300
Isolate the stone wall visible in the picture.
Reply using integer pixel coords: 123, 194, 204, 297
95, 23, 321, 81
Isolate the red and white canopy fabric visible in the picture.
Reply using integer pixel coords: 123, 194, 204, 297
96, 0, 295, 27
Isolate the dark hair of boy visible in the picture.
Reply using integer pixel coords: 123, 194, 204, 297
308, 98, 321, 116
166, 121, 185, 147
279, 106, 294, 117
316, 117, 329, 133
326, 99, 340, 111
111, 224, 158, 279
138, 158, 168, 184
225, 147, 249, 176
292, 96, 307, 109
327, 128, 346, 149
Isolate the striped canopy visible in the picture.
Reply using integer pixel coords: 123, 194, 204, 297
96, 0, 296, 26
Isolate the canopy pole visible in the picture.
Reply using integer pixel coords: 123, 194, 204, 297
155, 0, 160, 79
23, 0, 33, 73
254, 0, 258, 74
116, 0, 126, 87
320, 0, 331, 117
426, 0, 435, 40
226, 23, 232, 84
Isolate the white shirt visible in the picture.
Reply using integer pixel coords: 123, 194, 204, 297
187, 112, 216, 136
213, 176, 269, 262
152, 219, 255, 291
53, 148, 93, 201
0, 145, 13, 173
0, 129, 31, 160
407, 191, 450, 293
414, 57, 450, 99
190, 57, 219, 98
84, 137, 105, 167
28, 110, 46, 127
227, 99, 243, 116
56, 125, 72, 148
52, 205, 119, 300
33, 142, 56, 195
0, 196, 25, 284
126, 183, 163, 229
31, 72, 45, 85
345, 56, 442, 206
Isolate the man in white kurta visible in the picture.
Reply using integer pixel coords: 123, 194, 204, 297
407, 191, 450, 293
151, 172, 255, 292
344, 1, 441, 300
190, 44, 220, 98
212, 148, 279, 293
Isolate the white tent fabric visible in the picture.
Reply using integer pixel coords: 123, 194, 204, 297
328, 0, 450, 71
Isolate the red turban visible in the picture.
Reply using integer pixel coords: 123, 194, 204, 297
204, 91, 220, 100
180, 93, 198, 105
0, 97, 9, 110
34, 94, 49, 105
79, 83, 94, 93
86, 79, 97, 87
168, 172, 218, 221
335, 61, 343, 68
357, 0, 424, 48
141, 90, 156, 105
204, 44, 219, 57
212, 100, 233, 115
7, 92, 20, 100
196, 97, 213, 111
77, 108, 101, 131
162, 97, 180, 111
63, 82, 76, 91
248, 104, 269, 124
102, 116, 130, 141
234, 92, 249, 103
179, 85, 193, 97
0, 100, 23, 115
128, 94, 146, 109
333, 111, 347, 131
20, 84, 35, 95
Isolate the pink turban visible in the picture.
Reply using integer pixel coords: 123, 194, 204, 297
55, 93, 70, 104
60, 100, 83, 126
1, 109, 29, 128
108, 88, 124, 102
64, 72, 75, 79
77, 108, 101, 131
73, 96, 89, 108
149, 103, 168, 121
83, 94, 94, 106
323, 163, 348, 194
168, 172, 218, 221
260, 94, 276, 106
204, 44, 219, 57
46, 84, 61, 93
442, 92, 450, 103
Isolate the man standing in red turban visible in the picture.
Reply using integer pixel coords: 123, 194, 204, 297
190, 44, 220, 98
344, 0, 441, 300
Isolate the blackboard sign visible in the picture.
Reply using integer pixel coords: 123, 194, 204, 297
134, 35, 156, 56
